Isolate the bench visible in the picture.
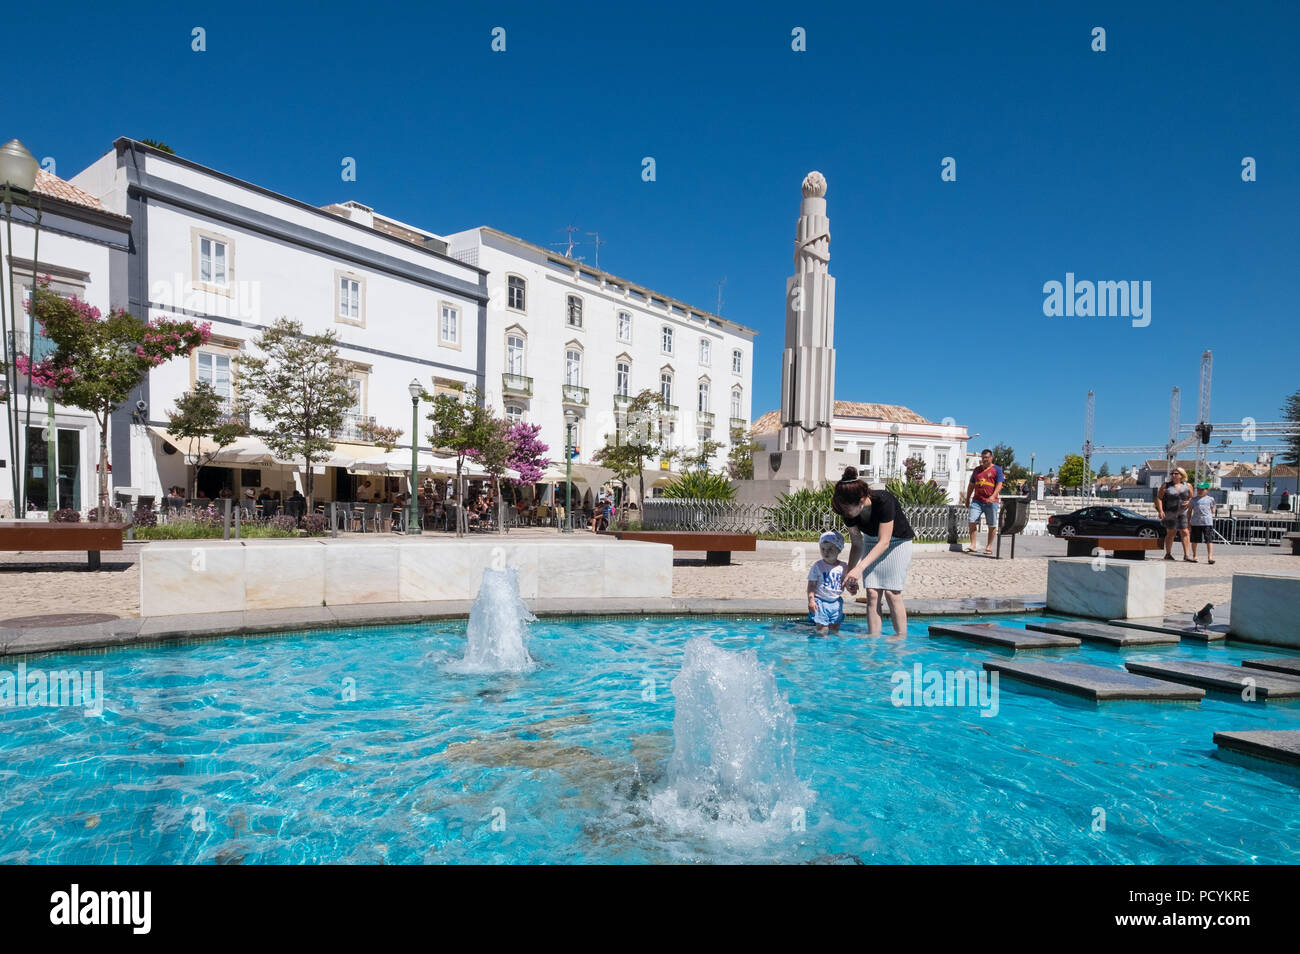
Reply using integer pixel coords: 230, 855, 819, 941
610, 530, 758, 565
0, 521, 127, 569
1064, 536, 1163, 560
1283, 532, 1300, 556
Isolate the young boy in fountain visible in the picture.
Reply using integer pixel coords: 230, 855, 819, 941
807, 531, 849, 636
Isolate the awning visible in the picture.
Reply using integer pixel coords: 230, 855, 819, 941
538, 461, 616, 487
149, 427, 276, 464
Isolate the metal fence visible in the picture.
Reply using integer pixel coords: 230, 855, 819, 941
641, 498, 960, 542
1213, 513, 1299, 547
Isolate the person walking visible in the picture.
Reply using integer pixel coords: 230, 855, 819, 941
961, 448, 1003, 555
832, 466, 915, 637
1188, 482, 1217, 564
1157, 467, 1193, 560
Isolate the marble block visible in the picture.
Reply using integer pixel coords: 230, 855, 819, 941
245, 544, 326, 611
139, 544, 246, 617
324, 544, 401, 606
1228, 570, 1300, 648
1046, 557, 1165, 620
601, 541, 673, 598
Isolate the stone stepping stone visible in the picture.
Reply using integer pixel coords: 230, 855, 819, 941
1242, 657, 1300, 677
928, 623, 1080, 650
1024, 620, 1179, 646
983, 659, 1204, 701
1124, 660, 1300, 699
1212, 730, 1300, 769
1107, 616, 1228, 642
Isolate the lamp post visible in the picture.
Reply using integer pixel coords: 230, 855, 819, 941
407, 378, 422, 534
887, 424, 900, 479
0, 139, 42, 518
563, 409, 575, 533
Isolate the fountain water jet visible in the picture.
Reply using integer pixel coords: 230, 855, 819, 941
445, 568, 537, 674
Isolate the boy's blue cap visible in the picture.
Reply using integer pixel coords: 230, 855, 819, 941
819, 531, 844, 549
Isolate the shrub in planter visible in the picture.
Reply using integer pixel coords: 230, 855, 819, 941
53, 508, 82, 523
132, 506, 158, 528
270, 515, 298, 533
300, 513, 329, 536
87, 506, 123, 523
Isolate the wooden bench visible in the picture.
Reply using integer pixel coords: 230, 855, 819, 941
1283, 532, 1300, 556
1064, 536, 1163, 560
610, 530, 758, 565
0, 521, 127, 569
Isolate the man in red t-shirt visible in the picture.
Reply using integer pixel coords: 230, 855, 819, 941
962, 448, 1004, 555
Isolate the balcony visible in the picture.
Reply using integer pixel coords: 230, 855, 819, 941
332, 411, 375, 441
729, 417, 748, 432
501, 372, 533, 397
612, 393, 633, 411
218, 398, 250, 427
697, 411, 715, 428
661, 403, 678, 418
561, 383, 589, 406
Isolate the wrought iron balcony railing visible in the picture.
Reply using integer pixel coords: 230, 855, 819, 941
561, 383, 588, 406
697, 411, 715, 428
332, 411, 375, 441
729, 417, 748, 432
501, 372, 533, 397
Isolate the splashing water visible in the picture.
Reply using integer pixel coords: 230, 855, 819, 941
652, 636, 812, 838
446, 568, 537, 673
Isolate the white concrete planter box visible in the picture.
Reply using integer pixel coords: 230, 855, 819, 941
139, 538, 672, 617
1229, 571, 1300, 648
1046, 557, 1165, 620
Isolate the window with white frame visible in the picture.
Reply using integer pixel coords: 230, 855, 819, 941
935, 449, 949, 473
660, 370, 673, 405
337, 276, 361, 323
730, 388, 742, 419
662, 326, 674, 354
699, 338, 711, 365
506, 334, 525, 375
698, 379, 710, 412
617, 311, 632, 342
199, 236, 229, 286
732, 349, 742, 374
566, 294, 583, 328
565, 349, 582, 386
505, 405, 524, 424
616, 360, 630, 397
507, 275, 526, 312
859, 447, 874, 467
440, 303, 460, 345
345, 376, 364, 415
196, 352, 232, 400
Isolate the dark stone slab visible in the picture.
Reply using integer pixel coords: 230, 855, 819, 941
1213, 730, 1300, 768
928, 623, 1080, 650
1125, 660, 1300, 699
0, 612, 120, 628
983, 659, 1204, 701
1108, 616, 1229, 642
1025, 620, 1179, 646
1242, 657, 1300, 677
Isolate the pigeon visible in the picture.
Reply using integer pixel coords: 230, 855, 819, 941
1193, 603, 1214, 632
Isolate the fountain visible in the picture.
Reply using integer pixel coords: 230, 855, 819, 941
653, 636, 812, 835
445, 568, 537, 674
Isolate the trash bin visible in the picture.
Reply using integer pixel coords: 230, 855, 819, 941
995, 496, 1030, 558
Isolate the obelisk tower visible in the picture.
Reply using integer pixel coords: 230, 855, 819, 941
776, 171, 836, 485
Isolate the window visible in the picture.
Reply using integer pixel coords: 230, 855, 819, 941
506, 334, 525, 375
505, 405, 524, 424
730, 388, 742, 420
565, 349, 582, 386
936, 449, 949, 473
662, 326, 674, 354
338, 276, 361, 322
859, 447, 873, 467
507, 275, 526, 311
732, 349, 742, 374
698, 380, 710, 412
196, 352, 232, 400
660, 371, 673, 405
566, 294, 583, 328
345, 376, 364, 415
199, 236, 228, 286
440, 303, 460, 345
616, 361, 630, 397
617, 311, 632, 342
698, 429, 712, 454
699, 338, 711, 365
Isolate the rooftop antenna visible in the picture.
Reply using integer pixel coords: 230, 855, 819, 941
716, 277, 726, 316
552, 225, 580, 258
585, 231, 605, 269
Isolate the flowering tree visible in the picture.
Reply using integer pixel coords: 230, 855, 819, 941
505, 421, 548, 487
357, 420, 404, 452
21, 284, 210, 511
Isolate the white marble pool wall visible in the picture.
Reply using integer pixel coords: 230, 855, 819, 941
1045, 557, 1166, 619
1229, 570, 1300, 648
139, 538, 673, 617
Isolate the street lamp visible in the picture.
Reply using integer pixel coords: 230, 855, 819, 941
563, 409, 576, 533
407, 378, 422, 534
887, 424, 900, 479
0, 139, 42, 518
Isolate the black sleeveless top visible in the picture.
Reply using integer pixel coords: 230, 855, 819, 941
842, 489, 915, 540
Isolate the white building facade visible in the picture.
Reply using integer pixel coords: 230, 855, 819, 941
70, 139, 487, 502
442, 227, 757, 487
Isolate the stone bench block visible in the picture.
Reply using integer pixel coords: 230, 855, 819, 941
1228, 570, 1300, 648
1046, 557, 1165, 620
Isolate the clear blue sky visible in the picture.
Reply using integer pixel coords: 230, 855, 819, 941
12, 0, 1298, 472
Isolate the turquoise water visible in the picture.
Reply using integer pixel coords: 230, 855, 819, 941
1, 614, 1297, 864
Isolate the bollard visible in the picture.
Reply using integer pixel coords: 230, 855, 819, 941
330, 501, 338, 538
222, 498, 232, 541
234, 503, 241, 540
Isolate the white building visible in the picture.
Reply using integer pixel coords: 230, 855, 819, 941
442, 226, 758, 495
0, 168, 132, 516
69, 138, 487, 502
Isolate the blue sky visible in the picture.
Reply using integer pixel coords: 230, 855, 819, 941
13, 1, 1298, 471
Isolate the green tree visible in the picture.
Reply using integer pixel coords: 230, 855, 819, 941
1097, 461, 1111, 478
1283, 388, 1300, 467
679, 436, 724, 473
140, 139, 175, 154
660, 470, 736, 501
593, 389, 670, 510
427, 386, 496, 536
886, 477, 949, 506
468, 412, 516, 534
727, 426, 763, 480
22, 285, 209, 510
991, 442, 1016, 470
236, 318, 354, 510
166, 381, 248, 497
1057, 454, 1096, 489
